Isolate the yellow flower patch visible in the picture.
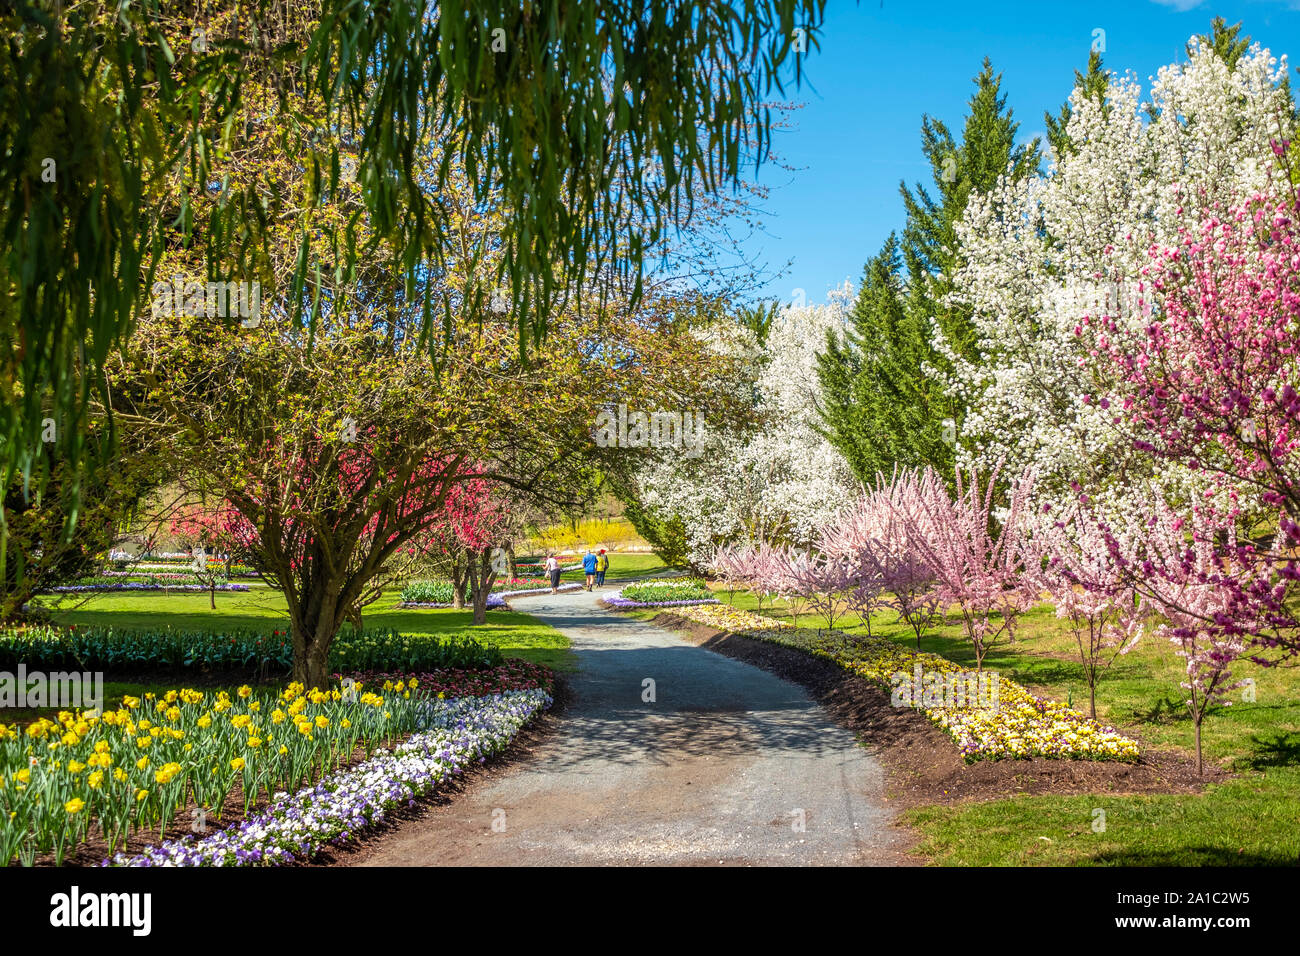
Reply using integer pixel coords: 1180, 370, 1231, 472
672, 605, 1139, 763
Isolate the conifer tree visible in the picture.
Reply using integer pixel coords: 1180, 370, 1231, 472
817, 59, 1039, 485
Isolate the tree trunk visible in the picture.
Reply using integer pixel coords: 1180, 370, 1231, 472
288, 587, 344, 690
1089, 681, 1097, 720
451, 555, 468, 609
209, 580, 216, 610
466, 546, 498, 626
1195, 718, 1203, 776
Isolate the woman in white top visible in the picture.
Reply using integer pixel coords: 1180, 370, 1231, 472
545, 554, 561, 593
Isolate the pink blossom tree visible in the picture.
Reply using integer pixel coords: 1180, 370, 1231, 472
868, 469, 943, 648
1031, 501, 1145, 718
767, 546, 812, 624
906, 462, 1040, 672
707, 544, 748, 605
1123, 507, 1251, 774
169, 501, 263, 607
1089, 191, 1300, 661
817, 499, 886, 638
789, 553, 857, 634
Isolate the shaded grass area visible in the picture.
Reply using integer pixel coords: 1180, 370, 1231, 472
708, 587, 1300, 865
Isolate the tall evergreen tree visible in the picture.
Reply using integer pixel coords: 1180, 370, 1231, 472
1045, 50, 1109, 161
1194, 17, 1251, 67
817, 59, 1039, 485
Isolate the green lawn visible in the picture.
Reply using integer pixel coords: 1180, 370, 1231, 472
37, 585, 576, 671
707, 588, 1300, 866
35, 553, 671, 675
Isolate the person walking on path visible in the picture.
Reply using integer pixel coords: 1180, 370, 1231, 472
596, 549, 609, 586
582, 548, 598, 591
546, 554, 561, 594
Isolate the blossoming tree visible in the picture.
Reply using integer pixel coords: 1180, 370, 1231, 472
634, 292, 860, 567
1030, 501, 1144, 718
941, 36, 1294, 515
906, 463, 1041, 672
1086, 192, 1300, 662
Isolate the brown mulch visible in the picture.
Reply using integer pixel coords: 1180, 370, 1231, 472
647, 611, 1225, 809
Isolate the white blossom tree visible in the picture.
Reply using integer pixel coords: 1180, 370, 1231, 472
938, 38, 1294, 517
633, 289, 860, 565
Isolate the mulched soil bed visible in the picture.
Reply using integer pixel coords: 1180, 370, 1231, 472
647, 610, 1224, 809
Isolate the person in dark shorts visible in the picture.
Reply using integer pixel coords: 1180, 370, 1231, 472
596, 549, 609, 586
582, 549, 598, 590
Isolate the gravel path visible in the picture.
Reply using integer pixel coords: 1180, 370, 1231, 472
356, 588, 906, 866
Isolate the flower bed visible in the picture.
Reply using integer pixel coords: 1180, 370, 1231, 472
669, 603, 794, 633
44, 582, 250, 593
669, 605, 1139, 763
1, 679, 432, 865
397, 592, 509, 610
497, 582, 584, 597
100, 571, 206, 581
102, 689, 551, 867
606, 579, 716, 608
604, 590, 719, 610
495, 576, 552, 591
0, 625, 503, 674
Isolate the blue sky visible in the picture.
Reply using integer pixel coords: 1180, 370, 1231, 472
747, 0, 1300, 305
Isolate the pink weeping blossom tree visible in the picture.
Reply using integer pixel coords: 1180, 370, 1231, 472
766, 545, 812, 624
1030, 501, 1145, 719
817, 498, 886, 638
788, 552, 857, 634
817, 469, 942, 644
1087, 190, 1300, 662
868, 469, 943, 648
748, 542, 791, 615
905, 462, 1041, 672
707, 541, 787, 615
707, 543, 748, 605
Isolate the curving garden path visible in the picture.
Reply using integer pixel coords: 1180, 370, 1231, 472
355, 588, 907, 866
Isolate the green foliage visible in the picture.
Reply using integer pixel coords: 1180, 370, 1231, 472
817, 58, 1040, 486
1045, 50, 1109, 160
0, 623, 502, 674
1193, 16, 1251, 68
0, 0, 828, 599
1, 430, 165, 622
815, 234, 952, 482
620, 499, 694, 570
737, 299, 780, 347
